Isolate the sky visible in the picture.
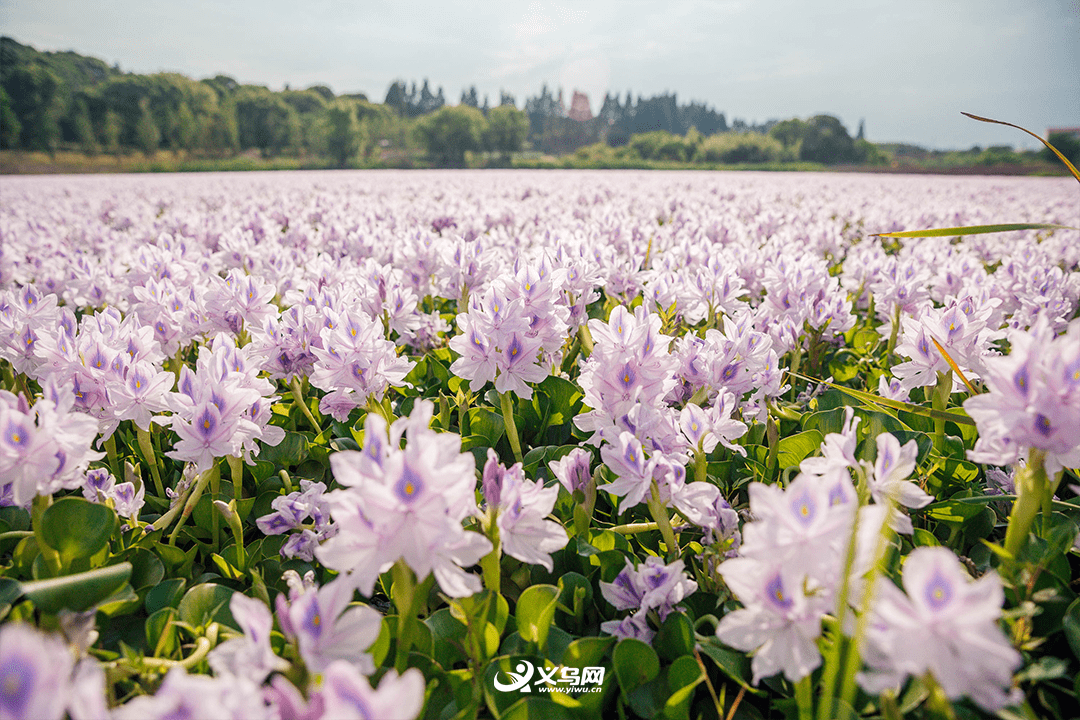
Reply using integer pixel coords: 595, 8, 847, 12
3, 0, 1078, 150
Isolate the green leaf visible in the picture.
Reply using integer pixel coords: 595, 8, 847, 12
500, 697, 577, 720
654, 612, 695, 662
873, 223, 1078, 238
20, 562, 132, 614
802, 407, 847, 436
515, 584, 559, 652
790, 373, 975, 426
698, 638, 760, 694
145, 578, 186, 615
536, 375, 584, 426
259, 431, 309, 466
468, 407, 506, 447
124, 547, 165, 590
923, 499, 986, 525
664, 655, 705, 720
613, 638, 660, 696
912, 528, 939, 547
960, 111, 1080, 184
39, 497, 116, 569
777, 430, 822, 469
177, 583, 238, 631
561, 636, 615, 668
1063, 598, 1080, 662
145, 607, 180, 658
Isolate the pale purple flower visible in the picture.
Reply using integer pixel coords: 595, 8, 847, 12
207, 594, 288, 684
549, 447, 593, 495
481, 450, 569, 571
716, 561, 826, 684
600, 556, 697, 638
274, 576, 382, 675
112, 667, 272, 720
321, 663, 425, 720
858, 547, 1022, 712
867, 433, 934, 534
0, 623, 74, 720
316, 401, 492, 598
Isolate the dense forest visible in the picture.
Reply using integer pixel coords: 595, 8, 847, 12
3, 36, 1066, 171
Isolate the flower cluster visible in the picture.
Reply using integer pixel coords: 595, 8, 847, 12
480, 449, 569, 571
965, 316, 1080, 477
316, 400, 492, 597
158, 334, 285, 473
0, 379, 102, 506
255, 480, 337, 561
600, 556, 698, 643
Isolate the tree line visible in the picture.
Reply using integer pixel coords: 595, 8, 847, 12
1, 35, 898, 168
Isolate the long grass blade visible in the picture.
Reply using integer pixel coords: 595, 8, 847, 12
928, 337, 979, 395
789, 372, 976, 426
873, 222, 1077, 239
961, 111, 1080, 184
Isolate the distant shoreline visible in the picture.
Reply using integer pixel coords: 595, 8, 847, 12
1, 150, 1068, 177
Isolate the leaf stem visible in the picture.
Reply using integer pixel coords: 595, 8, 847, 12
500, 391, 523, 464
137, 426, 165, 498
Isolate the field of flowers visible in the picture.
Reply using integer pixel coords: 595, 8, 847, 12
1, 168, 1079, 720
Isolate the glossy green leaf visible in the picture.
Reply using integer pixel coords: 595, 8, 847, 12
654, 612, 695, 662
776, 430, 822, 469
20, 562, 131, 614
39, 497, 116, 569
177, 583, 238, 631
468, 407, 506, 447
515, 584, 559, 652
613, 638, 660, 695
145, 577, 186, 615
873, 222, 1077, 238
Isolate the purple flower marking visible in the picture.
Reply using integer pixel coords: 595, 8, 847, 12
764, 572, 794, 611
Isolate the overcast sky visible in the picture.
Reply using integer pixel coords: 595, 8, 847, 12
3, 0, 1078, 149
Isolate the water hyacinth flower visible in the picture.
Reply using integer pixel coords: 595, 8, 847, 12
256, 479, 336, 561
716, 561, 828, 684
112, 666, 272, 720
316, 400, 492, 598
965, 316, 1080, 479
0, 380, 103, 506
0, 623, 76, 720
319, 663, 426, 720
600, 556, 698, 643
207, 594, 288, 684
480, 450, 569, 571
858, 547, 1022, 712
274, 574, 383, 675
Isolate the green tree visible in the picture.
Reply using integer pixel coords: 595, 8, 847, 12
798, 115, 856, 164
102, 109, 122, 156
0, 87, 22, 149
1042, 132, 1080, 168
134, 99, 160, 156
485, 104, 529, 159
70, 96, 99, 155
322, 99, 361, 167
199, 106, 239, 156
415, 105, 487, 166
176, 101, 198, 151
3, 63, 63, 151
233, 87, 300, 156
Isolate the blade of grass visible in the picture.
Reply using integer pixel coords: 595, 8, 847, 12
928, 337, 979, 395
873, 222, 1077, 239
961, 111, 1080, 184
788, 372, 976, 426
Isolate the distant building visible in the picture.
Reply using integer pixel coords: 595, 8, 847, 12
1046, 127, 1080, 140
568, 91, 593, 122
